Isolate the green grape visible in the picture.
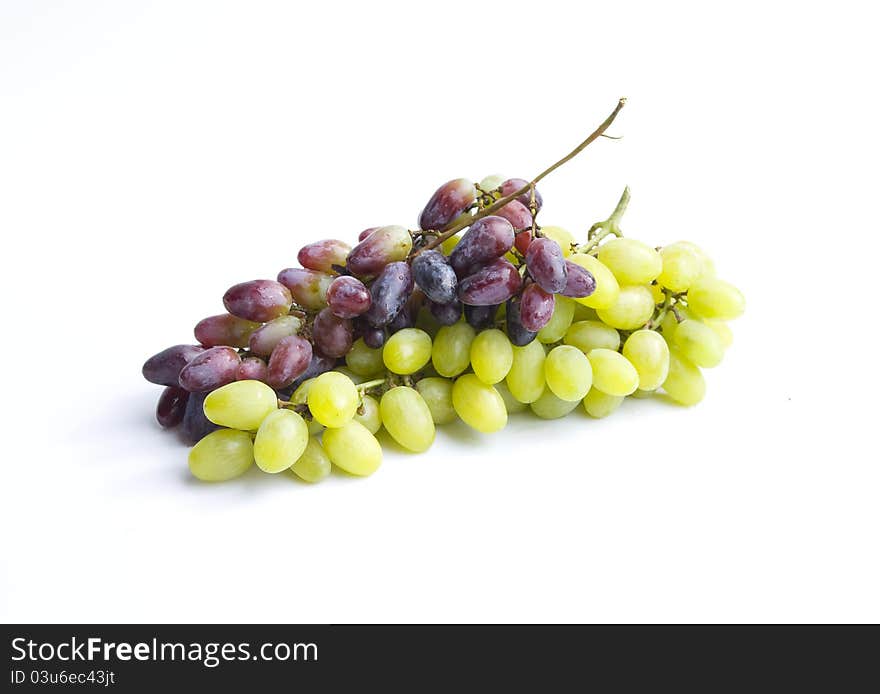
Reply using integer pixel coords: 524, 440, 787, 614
622, 329, 670, 391
649, 281, 665, 306
332, 366, 366, 384
345, 338, 385, 377
479, 173, 506, 191
672, 320, 724, 368
322, 420, 382, 476
383, 328, 432, 375
544, 345, 592, 401
670, 241, 715, 278
686, 277, 745, 320
540, 226, 576, 257
597, 238, 662, 285
703, 319, 733, 348
660, 311, 680, 341
567, 253, 619, 309
289, 437, 331, 483
379, 386, 436, 452
663, 349, 706, 406
572, 303, 598, 322
253, 409, 309, 473
564, 320, 620, 353
203, 380, 278, 431
354, 394, 382, 434
415, 377, 457, 424
596, 285, 655, 330
188, 429, 254, 482
537, 295, 575, 343
291, 378, 314, 405
452, 374, 508, 433
441, 232, 463, 256
431, 322, 475, 377
494, 381, 527, 414
306, 371, 359, 428
587, 348, 639, 396
530, 390, 580, 419
582, 388, 624, 418
308, 418, 325, 436
470, 328, 514, 384
658, 244, 702, 293
505, 339, 546, 403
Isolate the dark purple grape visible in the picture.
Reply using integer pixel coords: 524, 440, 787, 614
194, 313, 261, 348
237, 356, 269, 382
267, 335, 313, 389
458, 258, 522, 306
346, 226, 412, 277
448, 216, 515, 278
178, 346, 241, 392
312, 308, 353, 358
412, 250, 458, 304
362, 327, 387, 349
223, 280, 292, 322
496, 200, 532, 231
505, 296, 538, 346
277, 267, 333, 310
418, 178, 476, 231
499, 177, 543, 212
464, 303, 499, 329
142, 344, 205, 387
180, 391, 220, 445
364, 261, 414, 327
519, 283, 555, 332
248, 315, 302, 357
560, 260, 596, 299
156, 386, 189, 428
282, 352, 338, 395
358, 227, 380, 242
525, 237, 567, 293
429, 299, 462, 326
297, 239, 351, 273
387, 290, 424, 333
326, 275, 372, 319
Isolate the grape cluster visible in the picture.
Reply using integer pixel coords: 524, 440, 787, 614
143, 172, 744, 483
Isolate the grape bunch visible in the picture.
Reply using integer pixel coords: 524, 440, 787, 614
141, 102, 745, 483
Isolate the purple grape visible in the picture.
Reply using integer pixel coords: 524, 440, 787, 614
358, 227, 380, 242
326, 275, 372, 319
559, 260, 596, 299
312, 308, 353, 358
418, 178, 477, 231
248, 315, 302, 357
267, 335, 313, 388
194, 313, 261, 348
429, 299, 462, 326
297, 239, 351, 273
505, 296, 538, 346
412, 250, 458, 304
180, 391, 220, 445
279, 352, 338, 396
525, 237, 567, 293
364, 261, 414, 327
346, 225, 412, 277
363, 327, 387, 349
142, 344, 205, 387
223, 279, 292, 323
499, 177, 543, 212
178, 346, 241, 392
464, 304, 499, 329
237, 356, 269, 382
519, 283, 555, 332
156, 386, 189, 428
448, 216, 515, 278
277, 268, 333, 310
458, 258, 522, 306
388, 290, 424, 333
496, 200, 533, 231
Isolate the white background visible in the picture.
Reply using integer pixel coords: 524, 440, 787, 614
1, 1, 878, 623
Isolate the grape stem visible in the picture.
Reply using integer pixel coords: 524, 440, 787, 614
579, 185, 630, 254
356, 378, 387, 392
413, 97, 627, 255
